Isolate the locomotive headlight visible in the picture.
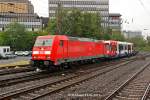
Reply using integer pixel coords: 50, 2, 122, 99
33, 51, 39, 54
45, 51, 51, 54
34, 56, 37, 59
107, 51, 109, 53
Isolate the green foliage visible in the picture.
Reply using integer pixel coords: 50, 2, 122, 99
46, 8, 103, 39
0, 22, 41, 51
126, 36, 150, 51
0, 32, 5, 45
146, 36, 150, 46
65, 9, 83, 36
141, 46, 150, 51
3, 23, 27, 50
111, 33, 125, 41
101, 33, 111, 40
45, 18, 56, 35
81, 12, 102, 39
127, 36, 146, 47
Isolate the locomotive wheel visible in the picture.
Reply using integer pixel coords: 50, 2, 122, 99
62, 63, 71, 69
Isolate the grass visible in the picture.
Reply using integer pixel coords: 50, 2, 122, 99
136, 46, 150, 52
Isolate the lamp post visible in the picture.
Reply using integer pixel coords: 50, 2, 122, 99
56, 3, 62, 35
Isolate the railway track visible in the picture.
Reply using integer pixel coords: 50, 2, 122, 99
141, 83, 150, 100
0, 66, 34, 76
0, 53, 148, 100
0, 71, 50, 87
0, 64, 30, 70
104, 61, 150, 100
0, 59, 139, 100
0, 58, 127, 87
0, 54, 139, 88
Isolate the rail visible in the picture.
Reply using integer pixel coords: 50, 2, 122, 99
141, 83, 150, 100
104, 61, 150, 100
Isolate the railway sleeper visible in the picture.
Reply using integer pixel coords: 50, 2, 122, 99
120, 90, 145, 95
128, 85, 149, 89
118, 92, 144, 98
124, 87, 146, 91
114, 95, 141, 100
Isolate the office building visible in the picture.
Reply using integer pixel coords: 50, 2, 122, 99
0, 0, 42, 31
109, 13, 122, 34
48, 0, 109, 27
123, 30, 142, 38
0, 0, 34, 13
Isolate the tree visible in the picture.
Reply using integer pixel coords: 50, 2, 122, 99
147, 36, 150, 46
111, 33, 125, 41
3, 22, 40, 51
25, 31, 40, 50
81, 12, 102, 39
0, 32, 5, 45
45, 18, 56, 35
3, 23, 27, 50
127, 36, 146, 47
46, 8, 103, 39
101, 33, 111, 40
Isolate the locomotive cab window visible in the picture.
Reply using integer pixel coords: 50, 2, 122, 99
60, 40, 64, 47
119, 44, 123, 50
34, 38, 53, 46
105, 44, 110, 51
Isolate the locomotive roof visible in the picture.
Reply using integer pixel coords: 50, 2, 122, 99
68, 36, 97, 42
37, 35, 98, 42
37, 35, 132, 44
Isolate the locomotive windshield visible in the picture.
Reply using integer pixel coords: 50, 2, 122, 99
34, 38, 53, 46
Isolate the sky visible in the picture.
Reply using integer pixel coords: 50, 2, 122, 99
30, 0, 150, 36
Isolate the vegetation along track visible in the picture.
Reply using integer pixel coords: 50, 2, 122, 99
104, 61, 150, 100
0, 55, 146, 100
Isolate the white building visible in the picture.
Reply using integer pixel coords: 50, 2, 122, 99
123, 30, 142, 38
109, 13, 122, 32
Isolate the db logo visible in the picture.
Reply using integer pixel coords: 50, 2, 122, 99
40, 51, 44, 54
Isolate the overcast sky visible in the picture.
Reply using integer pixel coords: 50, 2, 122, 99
30, 0, 150, 35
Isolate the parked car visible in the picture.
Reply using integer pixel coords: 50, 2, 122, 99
22, 51, 30, 56
15, 51, 30, 56
15, 51, 24, 56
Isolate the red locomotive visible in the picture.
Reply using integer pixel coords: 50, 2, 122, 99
31, 35, 134, 70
